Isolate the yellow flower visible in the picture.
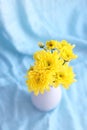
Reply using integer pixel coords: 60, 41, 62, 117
46, 40, 58, 50
52, 64, 76, 89
60, 46, 77, 61
34, 50, 61, 71
57, 40, 75, 51
33, 50, 47, 61
26, 69, 53, 95
56, 40, 77, 61
61, 65, 76, 88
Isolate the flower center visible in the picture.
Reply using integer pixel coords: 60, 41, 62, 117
47, 61, 51, 66
59, 74, 64, 78
36, 77, 40, 83
49, 43, 53, 47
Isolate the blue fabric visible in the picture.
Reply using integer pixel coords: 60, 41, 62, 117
0, 0, 87, 130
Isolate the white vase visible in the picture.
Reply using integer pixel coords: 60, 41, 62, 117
31, 86, 62, 111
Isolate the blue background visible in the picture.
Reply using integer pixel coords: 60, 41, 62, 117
0, 0, 87, 130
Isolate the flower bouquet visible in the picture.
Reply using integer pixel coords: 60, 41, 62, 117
25, 40, 77, 111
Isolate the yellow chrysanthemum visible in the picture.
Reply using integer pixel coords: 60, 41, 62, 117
34, 50, 61, 71
26, 69, 53, 95
60, 46, 77, 61
33, 50, 47, 61
56, 40, 77, 61
46, 40, 58, 50
52, 64, 76, 89
61, 65, 76, 88
57, 40, 75, 51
